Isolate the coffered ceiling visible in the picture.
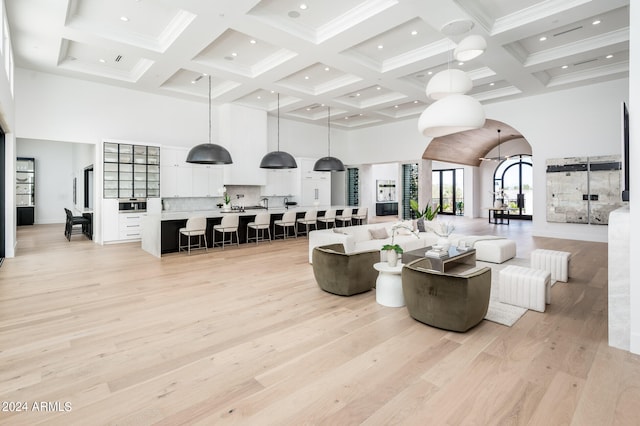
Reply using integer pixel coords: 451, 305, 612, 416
5, 0, 630, 129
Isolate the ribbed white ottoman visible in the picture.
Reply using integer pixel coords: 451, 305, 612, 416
499, 265, 551, 312
531, 249, 570, 282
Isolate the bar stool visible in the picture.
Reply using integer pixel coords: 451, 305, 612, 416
317, 209, 336, 229
213, 214, 239, 249
178, 216, 208, 255
64, 208, 90, 241
335, 208, 353, 227
247, 212, 271, 244
352, 207, 368, 225
296, 209, 317, 237
273, 211, 297, 239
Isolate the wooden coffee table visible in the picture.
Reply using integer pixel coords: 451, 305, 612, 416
402, 246, 476, 274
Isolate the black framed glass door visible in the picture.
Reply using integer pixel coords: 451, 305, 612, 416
432, 168, 463, 216
493, 155, 533, 219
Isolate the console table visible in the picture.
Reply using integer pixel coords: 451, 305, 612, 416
488, 207, 510, 225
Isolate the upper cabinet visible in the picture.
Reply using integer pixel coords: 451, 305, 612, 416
218, 104, 267, 186
103, 141, 160, 199
160, 146, 223, 198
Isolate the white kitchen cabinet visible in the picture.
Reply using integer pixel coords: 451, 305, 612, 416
160, 146, 193, 197
262, 169, 295, 196
192, 165, 224, 197
296, 157, 331, 206
219, 104, 267, 185
102, 198, 120, 242
119, 212, 146, 240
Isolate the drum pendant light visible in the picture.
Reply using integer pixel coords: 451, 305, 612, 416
186, 75, 233, 164
313, 106, 345, 172
260, 93, 297, 169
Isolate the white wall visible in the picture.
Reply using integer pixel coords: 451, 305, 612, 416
1, 0, 15, 258
266, 115, 348, 160
628, 1, 639, 354
16, 139, 76, 224
348, 78, 629, 242
15, 69, 209, 147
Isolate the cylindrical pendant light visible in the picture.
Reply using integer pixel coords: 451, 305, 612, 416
418, 94, 486, 138
314, 106, 345, 172
260, 93, 297, 169
186, 75, 233, 164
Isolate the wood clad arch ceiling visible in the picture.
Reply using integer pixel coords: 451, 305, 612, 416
422, 119, 524, 167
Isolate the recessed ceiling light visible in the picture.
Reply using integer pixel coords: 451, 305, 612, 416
606, 54, 613, 59
231, 52, 237, 57
376, 86, 381, 90
304, 76, 309, 80
561, 65, 568, 69
458, 62, 464, 66
427, 71, 433, 75
306, 107, 311, 111
413, 100, 418, 103
250, 39, 256, 44
202, 73, 208, 76
191, 80, 196, 84
270, 90, 275, 93
411, 30, 418, 36
394, 105, 399, 108
489, 82, 495, 86
99, 58, 106, 63
592, 20, 601, 25
355, 93, 361, 97
324, 67, 330, 71
345, 117, 349, 120
539, 36, 547, 41
299, 3, 308, 10
120, 16, 129, 22
377, 45, 384, 49
257, 96, 261, 100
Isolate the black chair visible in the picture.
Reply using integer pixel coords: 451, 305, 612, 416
64, 208, 90, 241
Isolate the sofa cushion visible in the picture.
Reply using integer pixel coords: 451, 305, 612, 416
368, 227, 389, 239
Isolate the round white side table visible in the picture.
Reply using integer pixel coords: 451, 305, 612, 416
373, 262, 405, 307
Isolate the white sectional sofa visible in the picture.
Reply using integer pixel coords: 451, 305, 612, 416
308, 222, 516, 264
308, 222, 437, 264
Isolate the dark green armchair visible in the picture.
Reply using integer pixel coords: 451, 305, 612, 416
312, 244, 379, 296
402, 258, 491, 332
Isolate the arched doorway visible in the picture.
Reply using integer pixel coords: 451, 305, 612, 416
493, 154, 533, 220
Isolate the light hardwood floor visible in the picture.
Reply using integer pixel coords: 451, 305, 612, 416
1, 217, 639, 425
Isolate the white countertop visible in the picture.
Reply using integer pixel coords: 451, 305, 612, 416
158, 205, 355, 221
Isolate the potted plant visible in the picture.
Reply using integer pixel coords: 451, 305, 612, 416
381, 223, 419, 267
381, 243, 403, 267
410, 199, 440, 231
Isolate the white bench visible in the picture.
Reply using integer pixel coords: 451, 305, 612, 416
531, 249, 570, 283
499, 265, 551, 313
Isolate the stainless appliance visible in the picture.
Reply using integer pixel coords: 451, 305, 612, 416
118, 198, 147, 213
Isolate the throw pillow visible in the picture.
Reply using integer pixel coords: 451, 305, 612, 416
368, 227, 389, 239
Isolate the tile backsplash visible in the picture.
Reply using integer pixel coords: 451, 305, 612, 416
162, 185, 296, 211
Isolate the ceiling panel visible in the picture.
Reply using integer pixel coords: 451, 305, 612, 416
5, 0, 630, 130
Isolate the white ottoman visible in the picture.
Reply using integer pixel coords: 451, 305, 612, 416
499, 265, 551, 312
531, 249, 570, 282
475, 239, 516, 263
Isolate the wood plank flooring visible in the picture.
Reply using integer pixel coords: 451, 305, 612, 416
1, 217, 639, 425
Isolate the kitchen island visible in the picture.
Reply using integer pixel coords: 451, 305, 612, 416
141, 205, 355, 257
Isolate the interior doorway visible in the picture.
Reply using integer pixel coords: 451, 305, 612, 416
493, 155, 533, 219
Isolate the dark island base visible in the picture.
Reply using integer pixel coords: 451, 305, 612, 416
161, 209, 347, 254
